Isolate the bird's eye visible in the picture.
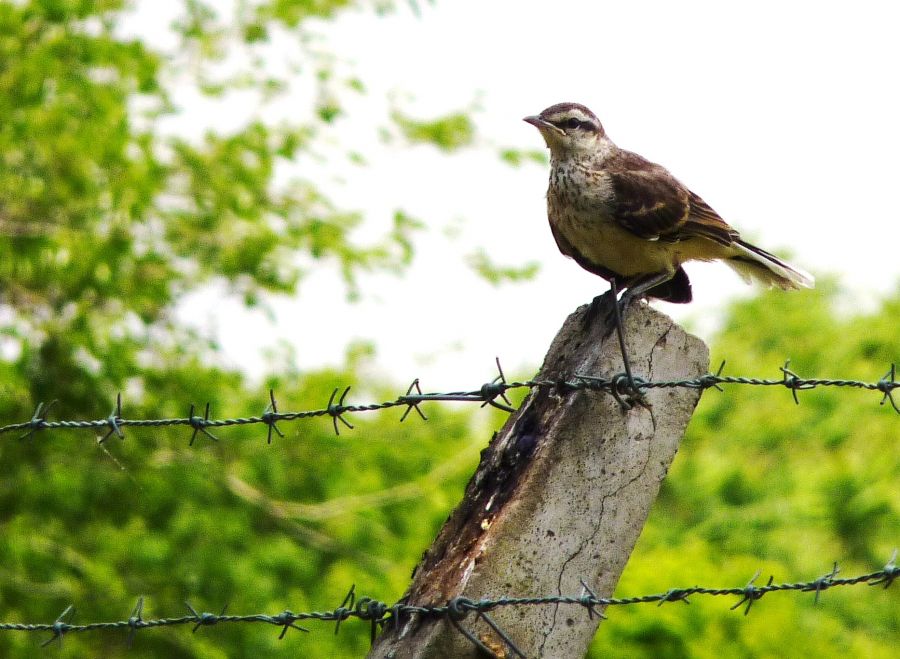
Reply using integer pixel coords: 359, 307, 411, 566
564, 118, 582, 130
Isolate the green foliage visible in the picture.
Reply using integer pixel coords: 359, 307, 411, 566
498, 147, 548, 168
0, 359, 482, 658
0, 0, 450, 655
389, 109, 476, 151
0, 0, 423, 391
589, 283, 900, 658
466, 248, 540, 286
1, 1, 897, 658
254, 0, 355, 28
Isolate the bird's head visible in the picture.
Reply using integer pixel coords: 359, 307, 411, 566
523, 103, 606, 156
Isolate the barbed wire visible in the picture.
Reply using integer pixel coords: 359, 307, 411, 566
1, 556, 896, 651
1, 360, 897, 444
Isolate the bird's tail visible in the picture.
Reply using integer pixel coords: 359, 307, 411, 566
726, 240, 814, 290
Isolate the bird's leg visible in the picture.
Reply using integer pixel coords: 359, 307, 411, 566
617, 270, 677, 314
607, 278, 643, 409
609, 271, 676, 410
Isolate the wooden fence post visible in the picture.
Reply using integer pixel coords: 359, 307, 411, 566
368, 297, 709, 658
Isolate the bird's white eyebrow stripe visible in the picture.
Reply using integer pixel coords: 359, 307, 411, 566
546, 109, 594, 124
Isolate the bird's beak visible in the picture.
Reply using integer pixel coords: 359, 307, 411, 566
523, 115, 563, 136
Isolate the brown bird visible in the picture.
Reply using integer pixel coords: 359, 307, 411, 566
524, 102, 813, 305
525, 102, 813, 400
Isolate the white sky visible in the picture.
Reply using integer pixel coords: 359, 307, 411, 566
171, 0, 900, 387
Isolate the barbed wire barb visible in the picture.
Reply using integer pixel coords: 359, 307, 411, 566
261, 389, 285, 444
479, 358, 515, 413
333, 584, 356, 635
271, 610, 309, 639
805, 563, 840, 603
701, 360, 728, 392
730, 571, 773, 615
185, 602, 228, 633
579, 579, 607, 619
188, 403, 218, 446
125, 597, 144, 648
40, 604, 74, 648
780, 360, 814, 405
326, 387, 354, 436
18, 400, 57, 441
870, 549, 899, 589
400, 379, 427, 422
657, 587, 692, 607
99, 393, 125, 444
878, 363, 899, 412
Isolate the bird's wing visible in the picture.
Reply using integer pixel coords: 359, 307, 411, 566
604, 154, 738, 246
683, 191, 740, 246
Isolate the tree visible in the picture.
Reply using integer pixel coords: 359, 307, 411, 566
0, 0, 426, 406
590, 283, 900, 658
0, 1, 480, 657
1, 2, 896, 658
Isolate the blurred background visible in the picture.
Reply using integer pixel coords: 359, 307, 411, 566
0, 0, 897, 656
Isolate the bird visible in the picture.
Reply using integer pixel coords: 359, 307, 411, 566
524, 102, 813, 402
524, 102, 813, 305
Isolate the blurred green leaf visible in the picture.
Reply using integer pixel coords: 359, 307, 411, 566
466, 248, 540, 285
498, 147, 547, 167
390, 109, 475, 151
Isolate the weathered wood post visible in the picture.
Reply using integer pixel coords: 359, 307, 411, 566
368, 297, 708, 658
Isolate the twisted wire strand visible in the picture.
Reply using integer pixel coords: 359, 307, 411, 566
2, 361, 896, 441
1, 560, 895, 645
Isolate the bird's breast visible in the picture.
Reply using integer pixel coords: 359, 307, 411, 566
547, 166, 676, 278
